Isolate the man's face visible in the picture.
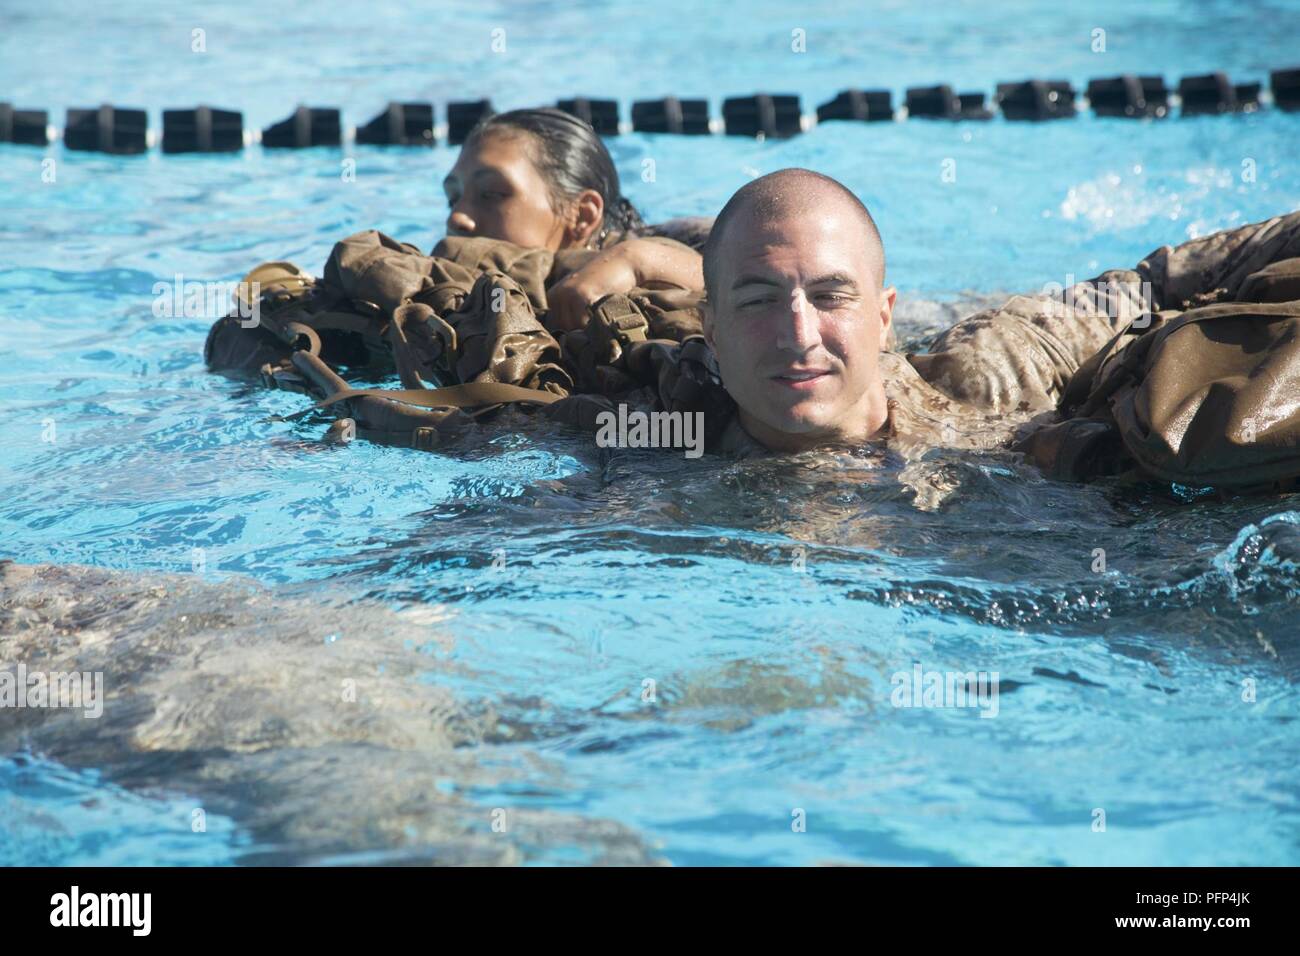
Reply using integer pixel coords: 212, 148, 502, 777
704, 206, 895, 449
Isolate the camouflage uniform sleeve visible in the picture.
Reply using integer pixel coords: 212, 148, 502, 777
905, 268, 1148, 414
1137, 209, 1300, 309
904, 210, 1300, 415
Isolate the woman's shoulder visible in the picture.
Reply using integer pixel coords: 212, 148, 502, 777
545, 218, 715, 286
638, 216, 715, 252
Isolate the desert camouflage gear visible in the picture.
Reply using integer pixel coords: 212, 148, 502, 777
207, 211, 1300, 489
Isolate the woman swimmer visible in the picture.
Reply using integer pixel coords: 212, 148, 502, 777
438, 107, 706, 332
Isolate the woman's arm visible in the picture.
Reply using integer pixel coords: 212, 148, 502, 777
546, 237, 703, 332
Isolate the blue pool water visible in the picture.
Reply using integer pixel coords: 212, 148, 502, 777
2, 0, 1299, 865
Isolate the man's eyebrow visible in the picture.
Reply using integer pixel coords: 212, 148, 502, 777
730, 274, 783, 291
806, 273, 859, 289
729, 272, 861, 291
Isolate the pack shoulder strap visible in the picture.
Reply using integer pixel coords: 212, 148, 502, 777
314, 381, 562, 412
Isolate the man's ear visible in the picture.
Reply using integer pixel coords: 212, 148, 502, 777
877, 286, 897, 351
567, 189, 604, 247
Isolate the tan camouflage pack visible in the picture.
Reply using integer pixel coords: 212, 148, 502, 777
204, 230, 725, 450
1019, 256, 1300, 490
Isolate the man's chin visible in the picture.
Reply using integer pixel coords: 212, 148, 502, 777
767, 396, 837, 432
775, 412, 831, 434
741, 403, 839, 444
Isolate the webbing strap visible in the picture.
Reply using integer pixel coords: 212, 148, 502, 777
314, 382, 563, 411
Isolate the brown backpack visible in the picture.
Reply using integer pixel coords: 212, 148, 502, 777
205, 234, 717, 451
1018, 258, 1300, 490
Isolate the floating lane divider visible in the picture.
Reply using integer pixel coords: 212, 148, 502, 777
163, 106, 244, 153
65, 105, 148, 153
631, 96, 712, 134
557, 97, 621, 136
447, 100, 493, 144
261, 106, 343, 148
1086, 76, 1169, 118
354, 102, 435, 146
3, 67, 1298, 153
997, 81, 1077, 120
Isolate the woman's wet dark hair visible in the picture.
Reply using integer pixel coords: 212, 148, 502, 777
464, 108, 647, 248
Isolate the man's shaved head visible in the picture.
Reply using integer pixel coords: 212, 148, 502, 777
702, 168, 885, 300
700, 167, 897, 453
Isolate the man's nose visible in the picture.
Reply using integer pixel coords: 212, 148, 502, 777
776, 288, 820, 351
447, 209, 476, 236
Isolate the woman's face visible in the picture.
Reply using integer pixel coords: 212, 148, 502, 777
443, 131, 598, 251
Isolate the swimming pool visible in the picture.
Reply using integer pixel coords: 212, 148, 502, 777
2, 0, 1299, 866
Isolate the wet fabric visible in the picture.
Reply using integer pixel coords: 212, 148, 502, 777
654, 210, 1300, 486
887, 210, 1300, 488
207, 210, 1300, 489
1002, 215, 1300, 488
205, 228, 712, 449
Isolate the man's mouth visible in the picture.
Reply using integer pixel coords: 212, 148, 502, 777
771, 369, 832, 390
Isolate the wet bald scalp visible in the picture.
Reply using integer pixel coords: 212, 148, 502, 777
702, 168, 886, 301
